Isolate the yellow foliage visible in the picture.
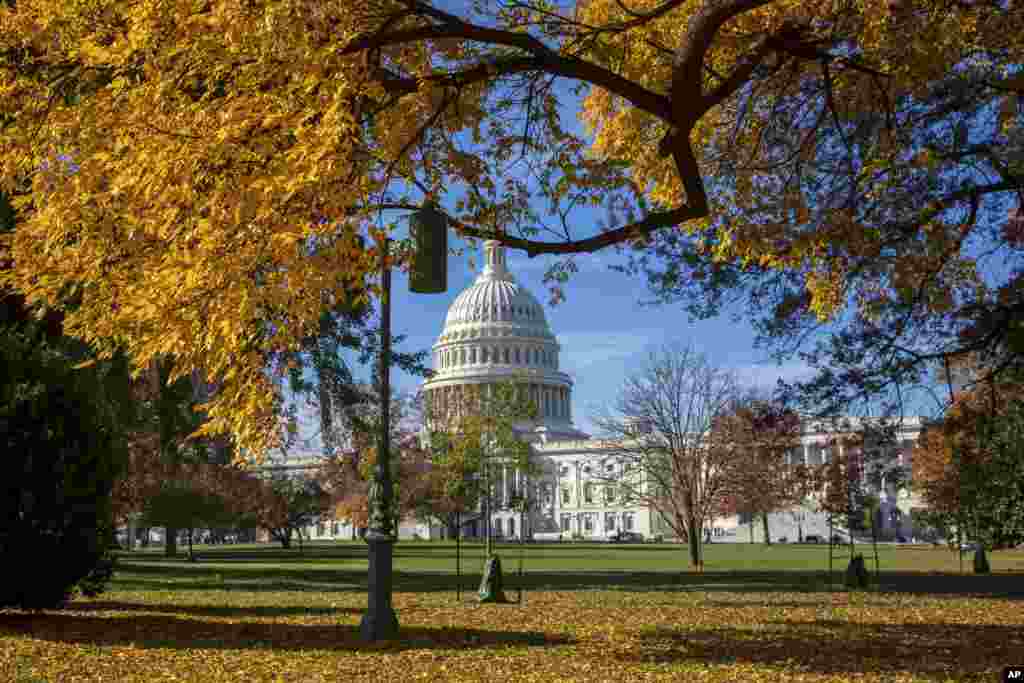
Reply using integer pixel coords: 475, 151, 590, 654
1, 0, 1019, 460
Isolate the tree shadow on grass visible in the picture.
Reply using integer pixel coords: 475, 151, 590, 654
110, 567, 1024, 598
618, 619, 1021, 680
0, 612, 572, 652
63, 600, 364, 619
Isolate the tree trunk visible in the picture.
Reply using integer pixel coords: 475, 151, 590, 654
186, 528, 195, 562
126, 514, 136, 551
686, 517, 703, 571
749, 519, 755, 543
165, 525, 178, 557
276, 529, 292, 549
761, 512, 772, 545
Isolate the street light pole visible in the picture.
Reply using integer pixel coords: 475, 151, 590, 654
358, 204, 447, 636
360, 235, 398, 641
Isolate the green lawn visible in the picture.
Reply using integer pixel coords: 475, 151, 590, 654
2, 542, 1022, 682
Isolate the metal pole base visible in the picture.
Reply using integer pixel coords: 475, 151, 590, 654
478, 554, 509, 604
360, 535, 399, 641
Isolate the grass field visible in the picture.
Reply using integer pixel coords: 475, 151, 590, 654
2, 541, 1022, 682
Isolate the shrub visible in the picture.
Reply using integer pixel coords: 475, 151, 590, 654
1, 324, 128, 609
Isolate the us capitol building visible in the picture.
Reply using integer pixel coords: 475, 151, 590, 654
276, 240, 927, 544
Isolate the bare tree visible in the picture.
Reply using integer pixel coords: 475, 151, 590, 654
589, 341, 741, 571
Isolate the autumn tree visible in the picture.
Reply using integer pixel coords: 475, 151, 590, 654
311, 386, 428, 534
913, 369, 1024, 554
140, 480, 233, 561
415, 428, 486, 539
422, 375, 539, 601
590, 341, 741, 571
715, 396, 810, 544
250, 471, 330, 550
3, 0, 1023, 461
317, 433, 435, 536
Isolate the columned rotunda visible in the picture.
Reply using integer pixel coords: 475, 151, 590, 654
420, 240, 589, 442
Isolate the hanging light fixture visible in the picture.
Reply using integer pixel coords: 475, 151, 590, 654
408, 203, 448, 294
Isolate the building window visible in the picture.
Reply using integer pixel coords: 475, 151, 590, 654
509, 517, 515, 537
583, 514, 594, 532
606, 462, 615, 474
559, 465, 569, 476
561, 487, 571, 505
515, 348, 521, 363
605, 485, 616, 504
539, 483, 550, 506
583, 465, 591, 474
561, 514, 571, 532
623, 512, 634, 531
605, 513, 616, 532
584, 483, 594, 504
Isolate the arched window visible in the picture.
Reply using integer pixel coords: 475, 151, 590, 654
481, 348, 488, 363
515, 348, 521, 364
503, 348, 510, 363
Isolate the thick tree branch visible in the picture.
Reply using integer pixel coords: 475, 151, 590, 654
671, 0, 777, 124
342, 13, 673, 121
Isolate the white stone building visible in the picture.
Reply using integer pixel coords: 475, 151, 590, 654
271, 240, 928, 544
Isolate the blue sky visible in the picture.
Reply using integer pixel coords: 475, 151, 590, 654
282, 227, 818, 456
397, 235, 815, 428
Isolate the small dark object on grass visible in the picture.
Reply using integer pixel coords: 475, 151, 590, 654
974, 547, 991, 574
845, 554, 870, 589
478, 555, 509, 603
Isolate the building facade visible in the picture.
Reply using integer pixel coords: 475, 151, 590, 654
272, 240, 928, 544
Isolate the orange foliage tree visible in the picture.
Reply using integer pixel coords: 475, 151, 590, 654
913, 369, 1024, 550
715, 398, 811, 544
3, 0, 1023, 459
318, 434, 438, 536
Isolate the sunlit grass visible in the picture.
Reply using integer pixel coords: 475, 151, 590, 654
1, 543, 1021, 682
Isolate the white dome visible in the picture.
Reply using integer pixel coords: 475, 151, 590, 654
422, 240, 588, 442
440, 260, 553, 341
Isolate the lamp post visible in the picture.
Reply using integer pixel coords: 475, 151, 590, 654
360, 205, 448, 641
360, 234, 399, 641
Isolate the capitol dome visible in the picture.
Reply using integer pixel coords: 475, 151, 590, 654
421, 240, 588, 442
